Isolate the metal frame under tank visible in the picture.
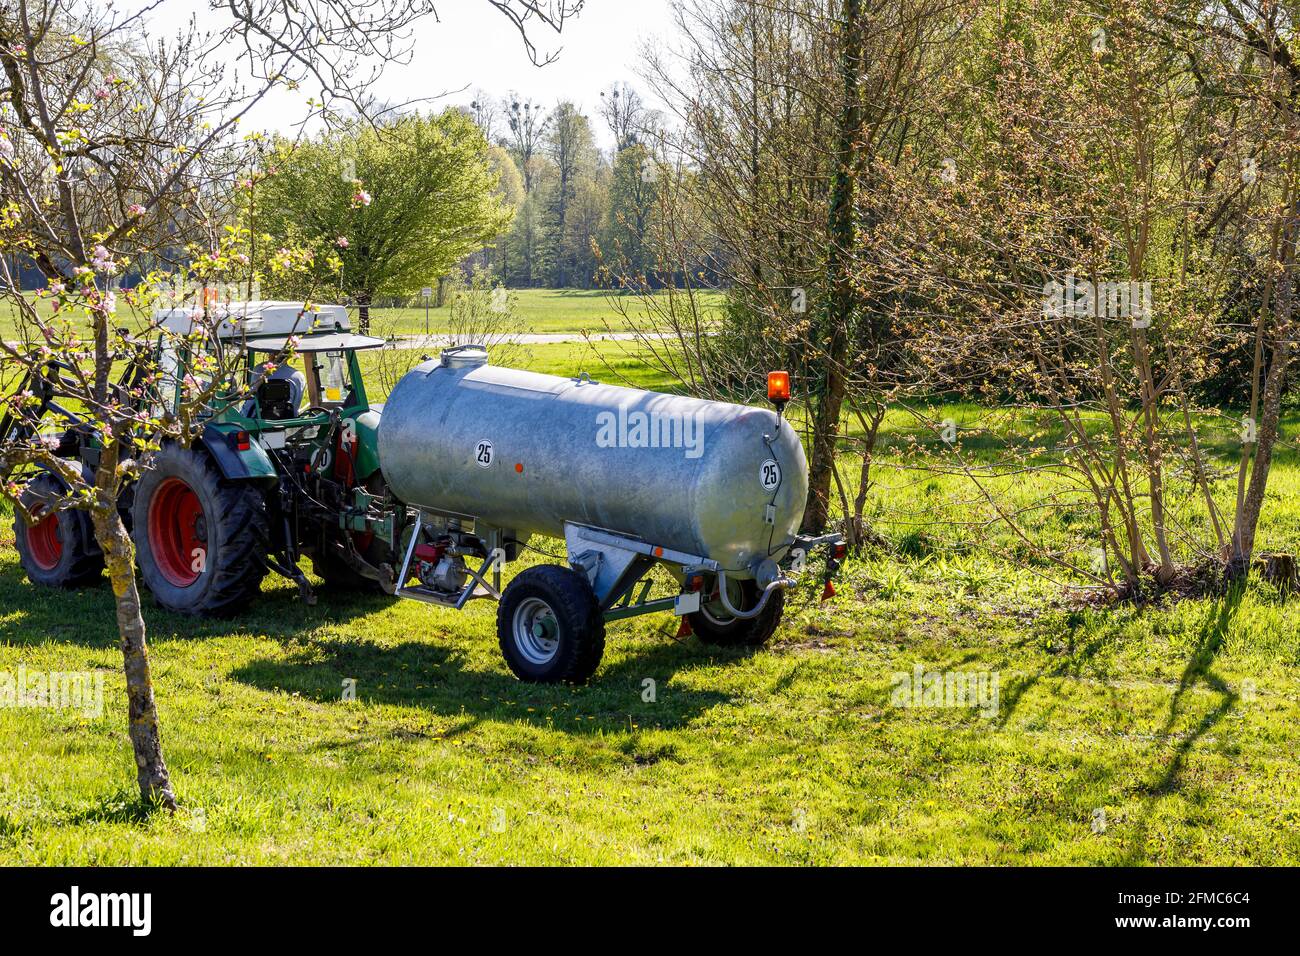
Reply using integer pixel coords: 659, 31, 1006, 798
390, 503, 844, 625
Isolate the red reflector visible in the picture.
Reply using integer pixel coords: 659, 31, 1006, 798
822, 579, 836, 601
768, 371, 791, 403
687, 574, 705, 592
235, 431, 251, 451
515, 462, 524, 473
833, 542, 848, 560
676, 617, 693, 638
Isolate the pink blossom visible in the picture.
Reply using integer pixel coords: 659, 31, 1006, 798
90, 244, 117, 274
335, 236, 349, 249
127, 203, 146, 216
351, 190, 372, 208
94, 88, 110, 101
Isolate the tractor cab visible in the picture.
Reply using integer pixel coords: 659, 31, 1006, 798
152, 300, 385, 426
151, 300, 386, 474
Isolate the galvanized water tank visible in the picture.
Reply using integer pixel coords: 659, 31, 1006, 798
377, 348, 809, 574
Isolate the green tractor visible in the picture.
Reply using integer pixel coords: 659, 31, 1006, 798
7, 302, 413, 616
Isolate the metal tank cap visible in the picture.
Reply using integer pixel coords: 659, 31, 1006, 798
440, 345, 489, 369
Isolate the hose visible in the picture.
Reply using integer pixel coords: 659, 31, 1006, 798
715, 567, 796, 620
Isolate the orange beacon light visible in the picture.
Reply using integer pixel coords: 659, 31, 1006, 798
768, 371, 791, 415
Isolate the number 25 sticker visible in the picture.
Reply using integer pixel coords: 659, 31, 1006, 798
760, 458, 781, 491
475, 439, 494, 468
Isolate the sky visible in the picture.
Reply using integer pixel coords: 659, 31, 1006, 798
137, 0, 681, 152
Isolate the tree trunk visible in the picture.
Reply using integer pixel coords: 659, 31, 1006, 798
802, 0, 861, 534
91, 452, 176, 810
850, 402, 886, 546
1228, 211, 1296, 582
358, 289, 372, 335
1227, 329, 1292, 580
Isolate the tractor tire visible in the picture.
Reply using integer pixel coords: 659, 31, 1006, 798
132, 445, 268, 617
497, 565, 605, 684
689, 578, 785, 648
12, 471, 104, 589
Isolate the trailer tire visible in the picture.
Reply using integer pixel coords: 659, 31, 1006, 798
498, 565, 605, 684
133, 445, 268, 617
689, 578, 785, 647
12, 471, 104, 589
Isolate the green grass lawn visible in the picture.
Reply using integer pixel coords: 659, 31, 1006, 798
1, 343, 1298, 864
368, 288, 722, 337
1, 288, 723, 340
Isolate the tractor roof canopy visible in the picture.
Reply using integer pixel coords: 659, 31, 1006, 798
151, 301, 385, 352
245, 332, 387, 353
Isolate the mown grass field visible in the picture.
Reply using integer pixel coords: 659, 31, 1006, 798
1, 288, 723, 340
1, 340, 1298, 864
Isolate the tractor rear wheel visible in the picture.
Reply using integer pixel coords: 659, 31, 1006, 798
497, 565, 605, 684
12, 471, 104, 588
689, 578, 785, 648
132, 445, 268, 617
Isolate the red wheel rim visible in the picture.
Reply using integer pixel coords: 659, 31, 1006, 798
27, 509, 63, 571
148, 477, 206, 588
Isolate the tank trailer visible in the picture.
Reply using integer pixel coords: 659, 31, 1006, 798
7, 302, 845, 683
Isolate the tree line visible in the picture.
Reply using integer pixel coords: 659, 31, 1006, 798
462, 84, 674, 290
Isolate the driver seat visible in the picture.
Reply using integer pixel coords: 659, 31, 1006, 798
243, 363, 306, 421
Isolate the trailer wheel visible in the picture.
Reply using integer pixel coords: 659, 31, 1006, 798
12, 471, 104, 589
498, 565, 605, 684
132, 445, 268, 617
689, 578, 785, 647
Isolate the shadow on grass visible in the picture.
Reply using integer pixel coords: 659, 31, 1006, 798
992, 613, 1116, 731
1, 552, 735, 738
229, 630, 734, 739
0, 557, 383, 649
63, 788, 169, 828
1120, 585, 1242, 864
